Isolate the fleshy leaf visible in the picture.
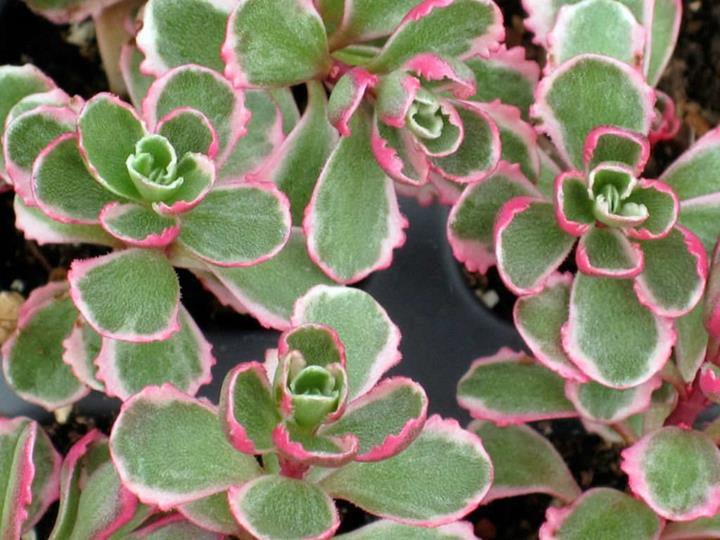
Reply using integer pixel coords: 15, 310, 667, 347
278, 324, 346, 369
663, 514, 720, 540
328, 69, 377, 137
14, 196, 119, 248
0, 64, 55, 181
152, 153, 216, 216
305, 111, 407, 283
533, 54, 655, 169
326, 0, 424, 48
321, 416, 492, 526
78, 94, 147, 200
260, 81, 337, 225
495, 197, 575, 295
137, 0, 235, 75
563, 273, 674, 388
2, 282, 88, 410
223, 0, 331, 88
178, 493, 243, 536
514, 273, 586, 380
634, 226, 707, 317
99, 202, 180, 247
32, 134, 117, 225
429, 100, 501, 184
95, 307, 214, 400
49, 431, 138, 540
576, 226, 644, 278
157, 108, 218, 159
0, 418, 60, 537
645, 0, 682, 86
336, 520, 477, 539
674, 300, 708, 383
320, 377, 428, 461
4, 105, 76, 203
565, 377, 661, 424
178, 183, 291, 267
368, 0, 504, 73
678, 194, 720, 255
547, 0, 645, 70
126, 514, 223, 539
120, 43, 154, 110
470, 420, 580, 503
371, 110, 431, 186
273, 423, 358, 467
583, 126, 650, 176
539, 488, 661, 540
624, 179, 679, 240
62, 316, 104, 392
621, 427, 720, 521
208, 229, 333, 330
465, 45, 540, 118
218, 90, 284, 182
110, 385, 261, 509
228, 475, 338, 539
219, 362, 280, 454
68, 249, 180, 342
447, 162, 541, 274
457, 348, 577, 424
143, 66, 248, 167
554, 171, 594, 236
661, 128, 720, 203
292, 285, 401, 400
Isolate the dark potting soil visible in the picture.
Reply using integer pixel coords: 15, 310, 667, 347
0, 0, 717, 538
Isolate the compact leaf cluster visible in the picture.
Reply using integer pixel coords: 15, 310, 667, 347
5, 0, 720, 538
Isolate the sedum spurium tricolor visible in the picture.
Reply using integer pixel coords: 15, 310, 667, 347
109, 286, 494, 538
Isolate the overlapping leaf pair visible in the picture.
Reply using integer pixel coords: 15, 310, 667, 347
110, 286, 493, 538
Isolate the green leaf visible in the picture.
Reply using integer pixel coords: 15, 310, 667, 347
565, 274, 674, 388
219, 362, 280, 453
635, 227, 706, 317
179, 493, 243, 535
178, 183, 290, 267
481, 102, 540, 182
583, 126, 650, 175
566, 377, 661, 424
465, 45, 539, 119
262, 81, 337, 225
3, 285, 87, 410
78, 94, 146, 200
540, 488, 661, 540
663, 514, 720, 540
448, 162, 541, 274
327, 0, 424, 48
321, 415, 492, 525
678, 196, 720, 255
622, 427, 720, 520
157, 109, 217, 158
514, 273, 585, 381
336, 520, 476, 539
3, 105, 75, 203
305, 111, 406, 283
576, 226, 643, 278
95, 307, 214, 400
137, 0, 234, 74
645, 0, 681, 86
0, 65, 55, 181
62, 316, 104, 392
547, 0, 645, 69
218, 90, 284, 181
68, 249, 180, 342
110, 385, 261, 508
224, 0, 331, 87
457, 349, 576, 423
145, 65, 247, 164
127, 515, 223, 539
674, 300, 708, 383
320, 377, 427, 460
33, 134, 117, 225
13, 196, 118, 248
369, 0, 503, 73
624, 180, 678, 239
120, 43, 154, 110
495, 198, 575, 295
470, 420, 580, 503
49, 432, 138, 540
208, 229, 333, 330
661, 130, 720, 202
534, 54, 654, 169
293, 285, 400, 400
228, 475, 338, 538
99, 202, 179, 247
